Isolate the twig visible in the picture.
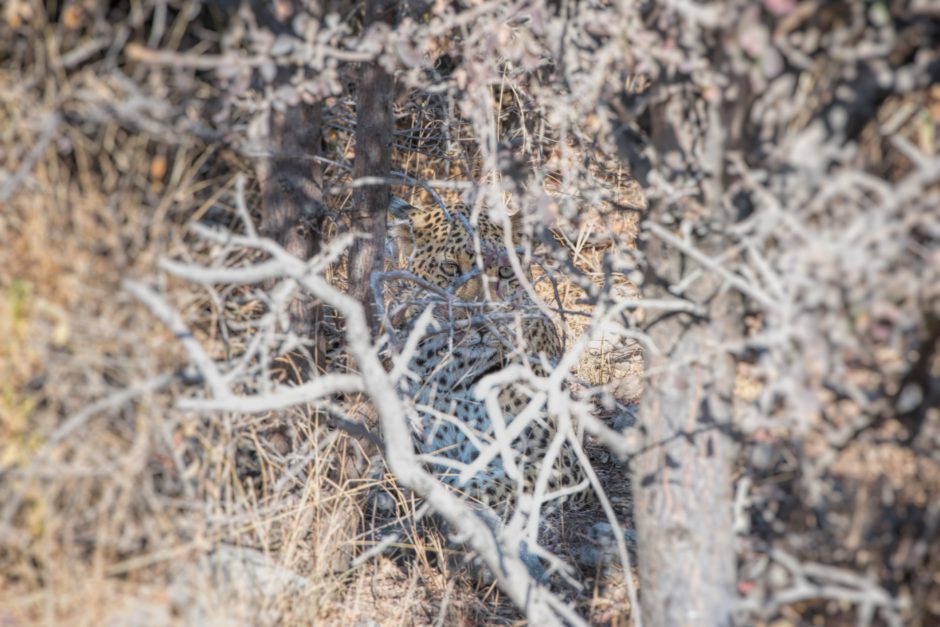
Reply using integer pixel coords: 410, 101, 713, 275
122, 279, 227, 398
125, 42, 374, 69
0, 113, 61, 203
176, 374, 364, 413
152, 229, 579, 624
647, 222, 778, 310
45, 374, 175, 448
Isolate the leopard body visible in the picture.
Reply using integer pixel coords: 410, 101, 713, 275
389, 198, 585, 515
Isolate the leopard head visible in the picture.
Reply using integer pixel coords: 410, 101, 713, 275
389, 198, 526, 301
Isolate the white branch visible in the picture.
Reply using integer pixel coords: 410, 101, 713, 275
176, 374, 364, 413
148, 229, 579, 625
123, 279, 228, 397
647, 222, 778, 310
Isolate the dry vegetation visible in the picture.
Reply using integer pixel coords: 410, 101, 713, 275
2, 0, 940, 625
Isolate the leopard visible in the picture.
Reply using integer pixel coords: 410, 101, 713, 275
386, 197, 587, 520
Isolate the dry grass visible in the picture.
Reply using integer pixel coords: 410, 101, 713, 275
0, 113, 491, 625
0, 18, 643, 627
4, 2, 939, 625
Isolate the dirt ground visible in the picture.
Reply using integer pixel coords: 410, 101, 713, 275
2, 2, 939, 626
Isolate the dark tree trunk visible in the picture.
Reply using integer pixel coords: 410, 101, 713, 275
630, 103, 742, 626
347, 0, 396, 334
256, 102, 326, 350
251, 0, 326, 280
250, 1, 328, 373
256, 102, 325, 265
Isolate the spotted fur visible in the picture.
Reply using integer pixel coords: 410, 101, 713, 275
389, 199, 584, 516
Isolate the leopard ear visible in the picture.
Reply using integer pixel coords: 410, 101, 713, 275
388, 196, 418, 259
389, 195, 418, 219
509, 210, 524, 245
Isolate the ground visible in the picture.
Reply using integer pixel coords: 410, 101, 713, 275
2, 3, 940, 625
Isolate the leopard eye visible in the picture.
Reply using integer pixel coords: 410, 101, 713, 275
497, 266, 514, 279
441, 261, 460, 277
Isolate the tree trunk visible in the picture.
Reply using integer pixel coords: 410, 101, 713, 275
631, 104, 741, 626
347, 0, 396, 334
632, 226, 741, 626
256, 102, 325, 268
256, 103, 328, 376
250, 1, 328, 372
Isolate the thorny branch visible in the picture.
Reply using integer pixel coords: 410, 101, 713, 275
6, 0, 939, 624
127, 227, 580, 626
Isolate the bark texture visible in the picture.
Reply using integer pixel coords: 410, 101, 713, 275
347, 0, 396, 333
631, 104, 742, 627
251, 0, 327, 371
633, 233, 741, 626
